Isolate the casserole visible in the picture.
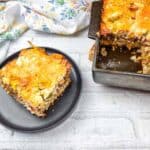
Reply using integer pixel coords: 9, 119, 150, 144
88, 1, 150, 91
0, 47, 72, 117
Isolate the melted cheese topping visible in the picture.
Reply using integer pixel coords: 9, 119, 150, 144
0, 48, 71, 107
101, 0, 150, 39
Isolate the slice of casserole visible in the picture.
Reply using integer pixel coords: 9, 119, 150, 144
0, 47, 72, 117
100, 0, 150, 49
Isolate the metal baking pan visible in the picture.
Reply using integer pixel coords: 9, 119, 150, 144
88, 1, 150, 91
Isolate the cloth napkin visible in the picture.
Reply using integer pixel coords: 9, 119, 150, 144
0, 0, 92, 62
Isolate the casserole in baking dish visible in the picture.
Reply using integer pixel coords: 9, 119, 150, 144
88, 1, 150, 91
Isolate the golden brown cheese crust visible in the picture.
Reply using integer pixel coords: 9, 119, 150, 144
0, 47, 71, 117
99, 0, 150, 74
100, 0, 150, 44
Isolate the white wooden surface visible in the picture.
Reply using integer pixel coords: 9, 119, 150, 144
0, 29, 150, 150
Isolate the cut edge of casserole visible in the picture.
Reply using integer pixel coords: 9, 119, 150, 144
0, 47, 72, 117
99, 0, 150, 48
141, 46, 150, 74
97, 0, 150, 74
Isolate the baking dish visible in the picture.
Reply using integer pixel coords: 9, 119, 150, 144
88, 1, 150, 91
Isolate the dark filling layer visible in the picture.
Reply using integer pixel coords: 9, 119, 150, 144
99, 33, 150, 49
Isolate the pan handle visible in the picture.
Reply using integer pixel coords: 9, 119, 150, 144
88, 1, 101, 40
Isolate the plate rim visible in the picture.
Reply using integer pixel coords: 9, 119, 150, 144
0, 47, 82, 133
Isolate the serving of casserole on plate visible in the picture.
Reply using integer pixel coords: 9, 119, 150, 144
0, 46, 81, 132
88, 0, 150, 91
0, 47, 72, 117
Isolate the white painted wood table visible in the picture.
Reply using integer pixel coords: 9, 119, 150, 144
0, 29, 150, 150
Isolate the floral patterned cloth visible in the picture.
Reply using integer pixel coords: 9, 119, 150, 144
0, 0, 92, 44
0, 0, 92, 63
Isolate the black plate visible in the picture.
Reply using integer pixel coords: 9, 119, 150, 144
0, 47, 82, 132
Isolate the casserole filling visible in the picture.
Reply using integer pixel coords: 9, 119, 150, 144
99, 0, 150, 74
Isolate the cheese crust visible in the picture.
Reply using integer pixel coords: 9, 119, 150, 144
0, 47, 72, 117
100, 0, 150, 47
99, 0, 150, 74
